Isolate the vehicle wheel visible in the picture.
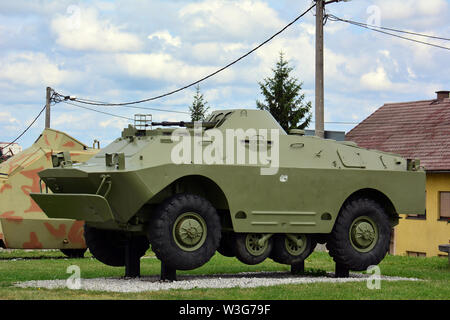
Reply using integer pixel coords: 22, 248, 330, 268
217, 232, 236, 257
270, 234, 316, 265
235, 233, 273, 265
326, 198, 391, 271
84, 225, 149, 267
147, 193, 221, 270
60, 248, 87, 258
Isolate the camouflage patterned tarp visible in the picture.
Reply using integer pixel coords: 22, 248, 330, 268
0, 128, 98, 250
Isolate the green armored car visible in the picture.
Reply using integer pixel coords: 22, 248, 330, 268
31, 109, 425, 272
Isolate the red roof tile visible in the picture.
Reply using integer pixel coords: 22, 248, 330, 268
346, 98, 450, 171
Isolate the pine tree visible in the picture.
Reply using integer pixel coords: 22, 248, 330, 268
256, 52, 312, 132
189, 85, 210, 122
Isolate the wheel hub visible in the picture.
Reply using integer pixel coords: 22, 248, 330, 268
350, 216, 378, 252
173, 212, 207, 251
285, 234, 308, 256
179, 219, 203, 244
246, 234, 268, 256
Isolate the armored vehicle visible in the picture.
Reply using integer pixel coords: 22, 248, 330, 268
31, 109, 425, 271
0, 128, 99, 257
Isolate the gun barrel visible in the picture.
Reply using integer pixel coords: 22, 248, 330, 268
149, 121, 217, 128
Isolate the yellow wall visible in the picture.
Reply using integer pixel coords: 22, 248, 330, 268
394, 173, 450, 257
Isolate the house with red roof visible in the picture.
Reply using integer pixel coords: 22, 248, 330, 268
346, 91, 450, 257
0, 142, 22, 162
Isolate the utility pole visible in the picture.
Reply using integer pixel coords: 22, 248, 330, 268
314, 0, 348, 138
315, 0, 325, 138
45, 87, 52, 129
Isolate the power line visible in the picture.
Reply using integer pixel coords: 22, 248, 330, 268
328, 14, 450, 51
0, 105, 47, 151
74, 99, 190, 114
313, 120, 450, 126
56, 3, 317, 107
63, 99, 450, 127
121, 105, 190, 114
328, 14, 450, 41
61, 101, 134, 121
62, 99, 361, 126
61, 97, 190, 115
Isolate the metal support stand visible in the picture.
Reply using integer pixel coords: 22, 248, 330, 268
335, 263, 349, 278
161, 262, 177, 281
290, 261, 305, 275
124, 239, 141, 278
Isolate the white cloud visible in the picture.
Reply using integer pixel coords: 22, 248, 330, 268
179, 0, 283, 39
359, 65, 441, 96
116, 53, 234, 84
51, 112, 101, 132
360, 66, 392, 91
374, 0, 448, 25
188, 41, 250, 64
52, 113, 83, 127
0, 111, 19, 125
378, 50, 390, 58
255, 33, 314, 80
51, 7, 142, 52
0, 0, 448, 149
0, 52, 71, 87
407, 67, 417, 79
99, 118, 129, 130
148, 30, 181, 47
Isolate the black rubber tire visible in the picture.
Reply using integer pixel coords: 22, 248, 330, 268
217, 232, 236, 257
326, 198, 391, 271
60, 248, 87, 258
147, 193, 221, 270
270, 234, 317, 265
235, 233, 273, 265
84, 225, 149, 267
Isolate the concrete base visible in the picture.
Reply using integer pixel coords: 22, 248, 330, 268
291, 261, 305, 275
124, 239, 141, 278
335, 263, 349, 278
161, 262, 177, 281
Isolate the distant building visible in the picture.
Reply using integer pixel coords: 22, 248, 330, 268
304, 129, 345, 141
0, 142, 22, 157
346, 91, 450, 257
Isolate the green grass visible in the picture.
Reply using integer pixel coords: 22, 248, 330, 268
0, 249, 448, 300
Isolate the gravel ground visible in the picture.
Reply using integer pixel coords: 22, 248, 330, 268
15, 271, 421, 293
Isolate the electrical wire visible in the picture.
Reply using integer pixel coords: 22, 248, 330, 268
61, 101, 134, 121
64, 98, 450, 127
122, 105, 190, 114
73, 98, 190, 114
0, 105, 47, 151
53, 90, 189, 114
56, 3, 317, 107
328, 14, 450, 51
60, 102, 450, 131
24, 7, 446, 137
313, 119, 450, 126
328, 14, 450, 41
62, 100, 356, 125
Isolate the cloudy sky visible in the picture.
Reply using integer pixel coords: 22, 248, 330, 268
1, 0, 449, 148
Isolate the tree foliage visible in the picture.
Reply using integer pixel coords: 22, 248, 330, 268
256, 52, 312, 132
189, 85, 210, 122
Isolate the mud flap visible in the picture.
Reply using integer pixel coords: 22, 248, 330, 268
30, 193, 114, 223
